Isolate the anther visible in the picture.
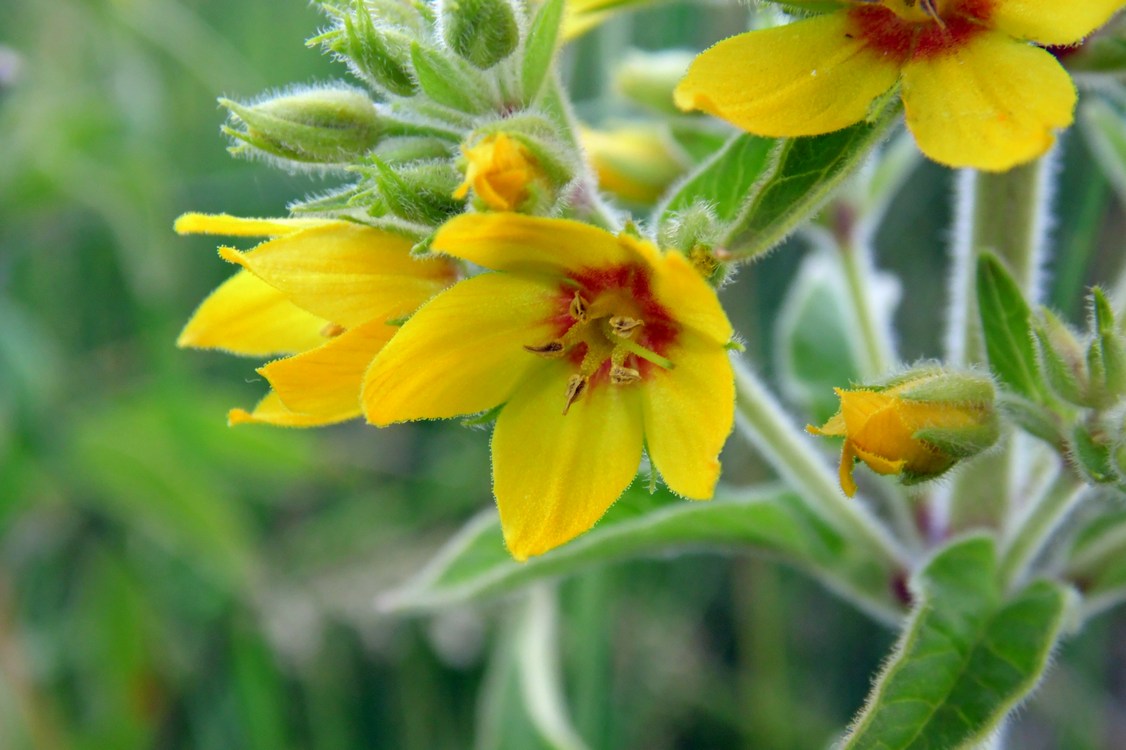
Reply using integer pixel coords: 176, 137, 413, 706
320, 323, 347, 338
523, 341, 565, 357
609, 316, 644, 338
610, 365, 641, 385
568, 292, 589, 322
919, 0, 946, 26
562, 374, 587, 415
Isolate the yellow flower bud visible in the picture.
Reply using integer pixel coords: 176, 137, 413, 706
579, 124, 683, 205
807, 369, 999, 497
453, 133, 545, 212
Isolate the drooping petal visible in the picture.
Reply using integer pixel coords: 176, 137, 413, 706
260, 318, 397, 421
432, 213, 636, 275
838, 440, 860, 497
674, 12, 903, 137
492, 360, 644, 560
177, 270, 329, 356
363, 273, 559, 424
174, 213, 329, 237
219, 223, 452, 327
901, 31, 1075, 171
641, 338, 733, 499
228, 391, 349, 428
987, 0, 1126, 46
651, 251, 733, 346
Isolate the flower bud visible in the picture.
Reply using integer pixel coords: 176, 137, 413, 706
1033, 307, 1087, 406
579, 123, 684, 204
316, 4, 418, 97
441, 0, 519, 69
1086, 288, 1126, 408
613, 49, 695, 116
807, 368, 999, 497
453, 133, 549, 212
221, 88, 382, 165
368, 157, 464, 225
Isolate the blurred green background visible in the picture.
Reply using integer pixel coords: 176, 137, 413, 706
2, 1, 1125, 747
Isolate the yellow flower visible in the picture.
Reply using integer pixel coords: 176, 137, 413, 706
675, 0, 1125, 171
453, 133, 545, 211
363, 214, 735, 560
808, 371, 998, 497
580, 124, 684, 204
175, 213, 456, 426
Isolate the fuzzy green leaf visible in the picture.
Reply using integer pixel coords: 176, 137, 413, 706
521, 0, 564, 103
380, 484, 899, 618
976, 253, 1043, 400
657, 107, 897, 259
842, 536, 1071, 750
657, 133, 774, 228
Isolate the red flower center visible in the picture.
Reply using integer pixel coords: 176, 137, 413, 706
525, 263, 679, 413
848, 0, 993, 61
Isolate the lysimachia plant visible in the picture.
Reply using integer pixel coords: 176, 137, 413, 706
177, 0, 1126, 745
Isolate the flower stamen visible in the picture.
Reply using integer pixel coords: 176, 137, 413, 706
524, 340, 565, 356
562, 374, 587, 415
569, 292, 589, 322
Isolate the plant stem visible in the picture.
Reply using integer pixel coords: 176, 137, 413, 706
838, 233, 895, 379
731, 356, 908, 571
998, 470, 1086, 591
945, 156, 1056, 366
940, 154, 1058, 536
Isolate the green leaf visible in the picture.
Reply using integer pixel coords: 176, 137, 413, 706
656, 133, 775, 229
409, 42, 485, 113
842, 536, 1072, 750
521, 0, 564, 103
976, 253, 1043, 400
657, 108, 897, 260
727, 113, 896, 256
380, 484, 900, 619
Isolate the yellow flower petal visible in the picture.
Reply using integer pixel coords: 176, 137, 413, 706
177, 269, 329, 356
174, 213, 329, 237
432, 213, 636, 274
851, 442, 908, 477
989, 0, 1126, 45
901, 31, 1075, 171
838, 439, 860, 498
674, 12, 902, 136
640, 338, 733, 499
492, 360, 644, 560
651, 251, 733, 346
260, 318, 397, 421
363, 273, 559, 425
219, 223, 452, 327
228, 391, 346, 428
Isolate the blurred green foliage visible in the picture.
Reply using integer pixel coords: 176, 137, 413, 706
2, 1, 1126, 748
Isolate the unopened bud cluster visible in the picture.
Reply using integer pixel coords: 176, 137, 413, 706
1034, 289, 1126, 488
218, 0, 583, 234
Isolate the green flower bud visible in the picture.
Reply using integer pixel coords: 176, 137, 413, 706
1086, 288, 1126, 407
365, 156, 463, 225
807, 367, 999, 496
316, 2, 419, 97
221, 87, 382, 165
613, 49, 695, 116
1033, 307, 1088, 406
1072, 422, 1117, 484
441, 0, 519, 69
